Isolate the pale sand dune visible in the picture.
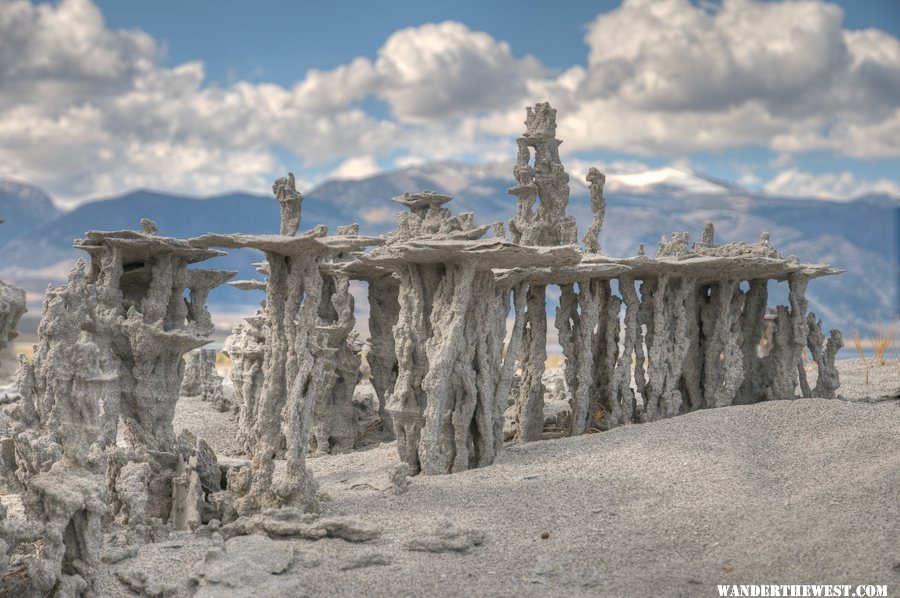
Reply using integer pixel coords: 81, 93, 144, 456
96, 361, 898, 597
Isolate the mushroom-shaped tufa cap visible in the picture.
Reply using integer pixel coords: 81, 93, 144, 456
391, 191, 453, 216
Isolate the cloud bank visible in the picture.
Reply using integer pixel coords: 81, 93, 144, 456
1, 0, 898, 205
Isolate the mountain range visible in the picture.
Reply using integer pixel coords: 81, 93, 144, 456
1, 163, 897, 339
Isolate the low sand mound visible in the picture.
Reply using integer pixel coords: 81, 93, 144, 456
99, 397, 899, 597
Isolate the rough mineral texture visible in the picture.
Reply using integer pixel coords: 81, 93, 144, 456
312, 262, 361, 454
507, 103, 580, 444
273, 172, 303, 236
1, 223, 233, 593
209, 235, 325, 515
223, 312, 266, 454
404, 520, 486, 554
806, 312, 844, 399
0, 279, 26, 377
181, 348, 229, 410
582, 167, 606, 254
496, 221, 842, 439
372, 190, 578, 473
325, 251, 400, 442
365, 272, 400, 439
190, 183, 383, 512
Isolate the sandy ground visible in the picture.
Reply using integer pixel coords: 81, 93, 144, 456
81, 360, 900, 596
820, 358, 898, 401
172, 358, 898, 458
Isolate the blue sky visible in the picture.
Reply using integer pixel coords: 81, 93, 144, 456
5, 0, 900, 205
91, 0, 900, 85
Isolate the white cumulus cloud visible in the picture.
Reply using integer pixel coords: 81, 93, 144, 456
0, 0, 898, 204
373, 21, 541, 122
764, 169, 900, 200
552, 0, 900, 157
328, 156, 382, 181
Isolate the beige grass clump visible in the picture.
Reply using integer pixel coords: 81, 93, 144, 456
215, 351, 232, 368
852, 331, 870, 386
870, 324, 895, 367
853, 323, 898, 385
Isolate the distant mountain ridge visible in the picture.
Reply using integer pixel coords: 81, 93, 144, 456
0, 164, 897, 336
0, 178, 62, 247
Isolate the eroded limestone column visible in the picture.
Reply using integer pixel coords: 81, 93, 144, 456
590, 281, 620, 429
513, 284, 547, 442
366, 273, 400, 439
387, 263, 438, 473
736, 279, 768, 405
699, 280, 745, 410
604, 276, 640, 428
508, 103, 577, 444
679, 283, 704, 412
807, 312, 843, 399
789, 274, 812, 397
223, 314, 266, 454
643, 276, 695, 421
240, 251, 323, 514
0, 279, 26, 377
311, 270, 361, 454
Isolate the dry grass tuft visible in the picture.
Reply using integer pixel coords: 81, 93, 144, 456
871, 324, 895, 367
14, 343, 32, 363
215, 351, 232, 368
0, 565, 29, 594
354, 419, 384, 445
545, 354, 565, 369
853, 323, 898, 385
853, 331, 870, 386
541, 425, 571, 439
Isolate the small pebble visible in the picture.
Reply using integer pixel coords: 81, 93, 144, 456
540, 532, 550, 540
